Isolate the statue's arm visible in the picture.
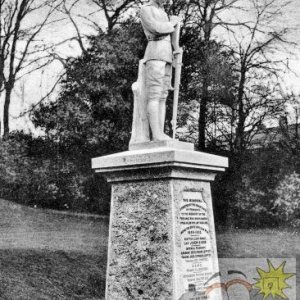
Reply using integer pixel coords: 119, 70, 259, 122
140, 6, 174, 35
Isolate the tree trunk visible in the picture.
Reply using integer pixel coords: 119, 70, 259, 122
3, 84, 13, 137
198, 76, 209, 150
198, 5, 213, 151
235, 66, 246, 153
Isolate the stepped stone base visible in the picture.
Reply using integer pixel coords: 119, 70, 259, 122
92, 146, 228, 300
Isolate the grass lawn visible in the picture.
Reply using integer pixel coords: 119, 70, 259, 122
0, 249, 106, 299
0, 199, 108, 299
0, 199, 299, 299
217, 228, 299, 258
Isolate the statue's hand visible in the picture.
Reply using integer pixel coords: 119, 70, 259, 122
172, 48, 183, 67
173, 48, 183, 55
172, 58, 177, 68
172, 54, 177, 68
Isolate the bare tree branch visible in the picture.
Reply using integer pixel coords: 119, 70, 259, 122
16, 71, 65, 118
0, 0, 64, 136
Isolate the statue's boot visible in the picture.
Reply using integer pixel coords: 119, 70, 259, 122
148, 101, 170, 141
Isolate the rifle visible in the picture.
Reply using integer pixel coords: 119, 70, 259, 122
171, 21, 183, 139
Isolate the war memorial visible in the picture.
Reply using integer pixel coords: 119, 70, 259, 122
92, 0, 228, 298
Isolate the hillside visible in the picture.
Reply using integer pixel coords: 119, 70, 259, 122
0, 199, 298, 299
0, 199, 108, 299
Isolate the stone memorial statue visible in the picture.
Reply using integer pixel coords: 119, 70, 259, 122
129, 0, 183, 146
92, 1, 228, 299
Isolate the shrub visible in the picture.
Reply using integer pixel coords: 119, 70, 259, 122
227, 175, 277, 228
273, 172, 300, 227
0, 132, 110, 215
214, 147, 299, 229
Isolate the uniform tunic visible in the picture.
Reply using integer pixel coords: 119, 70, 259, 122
140, 0, 174, 63
140, 0, 175, 103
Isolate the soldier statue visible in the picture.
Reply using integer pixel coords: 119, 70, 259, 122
140, 0, 180, 141
129, 0, 181, 146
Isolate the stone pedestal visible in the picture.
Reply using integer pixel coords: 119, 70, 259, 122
92, 144, 228, 300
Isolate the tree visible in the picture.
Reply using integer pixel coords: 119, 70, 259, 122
90, 0, 142, 33
31, 20, 146, 154
168, 0, 295, 153
28, 21, 145, 213
166, 0, 243, 150
224, 0, 295, 153
20, 0, 144, 116
277, 94, 300, 157
0, 0, 62, 136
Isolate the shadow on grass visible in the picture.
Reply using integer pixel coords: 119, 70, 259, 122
0, 249, 106, 300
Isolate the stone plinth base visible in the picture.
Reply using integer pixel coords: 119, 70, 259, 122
129, 140, 194, 151
92, 147, 228, 300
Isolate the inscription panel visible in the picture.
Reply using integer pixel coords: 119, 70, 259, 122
179, 191, 215, 297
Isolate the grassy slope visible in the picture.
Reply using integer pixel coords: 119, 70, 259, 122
0, 199, 299, 299
0, 199, 108, 299
0, 249, 106, 300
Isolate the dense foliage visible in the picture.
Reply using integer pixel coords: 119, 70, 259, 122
213, 141, 300, 228
0, 131, 109, 213
32, 21, 146, 155
0, 22, 146, 214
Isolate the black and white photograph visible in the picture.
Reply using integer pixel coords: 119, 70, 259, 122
0, 0, 299, 299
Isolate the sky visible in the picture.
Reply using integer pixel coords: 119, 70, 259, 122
282, 1, 300, 93
1, 0, 300, 135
